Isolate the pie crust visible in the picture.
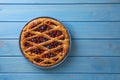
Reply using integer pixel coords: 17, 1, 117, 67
20, 17, 70, 67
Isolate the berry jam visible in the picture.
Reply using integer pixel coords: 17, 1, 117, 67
48, 30, 62, 38
34, 58, 43, 62
25, 32, 34, 38
45, 41, 62, 49
45, 62, 51, 64
43, 53, 56, 58
55, 48, 63, 53
60, 37, 65, 40
30, 48, 44, 54
24, 42, 32, 48
53, 58, 59, 61
34, 25, 51, 32
30, 36, 49, 43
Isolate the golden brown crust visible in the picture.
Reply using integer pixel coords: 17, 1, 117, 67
20, 17, 70, 67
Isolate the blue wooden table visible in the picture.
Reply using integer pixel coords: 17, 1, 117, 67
0, 0, 120, 80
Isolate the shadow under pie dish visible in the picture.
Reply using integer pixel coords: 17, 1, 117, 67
19, 17, 71, 68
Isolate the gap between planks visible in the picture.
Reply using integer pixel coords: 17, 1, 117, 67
0, 72, 120, 74
0, 3, 120, 5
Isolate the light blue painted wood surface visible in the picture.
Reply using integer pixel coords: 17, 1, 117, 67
0, 57, 120, 73
0, 40, 120, 56
0, 5, 120, 21
0, 0, 120, 80
0, 22, 120, 38
1, 0, 120, 3
0, 74, 120, 80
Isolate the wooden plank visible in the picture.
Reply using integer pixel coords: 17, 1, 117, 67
0, 40, 19, 56
0, 74, 120, 80
0, 57, 120, 73
0, 22, 120, 38
1, 0, 120, 3
1, 40, 120, 56
0, 5, 120, 21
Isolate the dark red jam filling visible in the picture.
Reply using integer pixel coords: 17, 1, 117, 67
24, 42, 32, 48
25, 32, 34, 38
44, 62, 51, 64
45, 41, 62, 49
34, 58, 43, 62
53, 58, 59, 61
60, 37, 65, 40
55, 48, 63, 53
30, 48, 44, 54
43, 53, 56, 58
34, 25, 51, 32
48, 30, 62, 38
30, 36, 49, 43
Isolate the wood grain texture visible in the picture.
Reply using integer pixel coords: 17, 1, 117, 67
1, 0, 120, 3
0, 22, 120, 38
0, 0, 120, 79
0, 74, 120, 80
0, 40, 120, 56
0, 57, 120, 73
0, 5, 120, 21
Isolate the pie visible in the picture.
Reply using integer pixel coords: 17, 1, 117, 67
20, 17, 70, 67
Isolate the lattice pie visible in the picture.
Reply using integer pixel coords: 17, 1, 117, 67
20, 17, 70, 67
